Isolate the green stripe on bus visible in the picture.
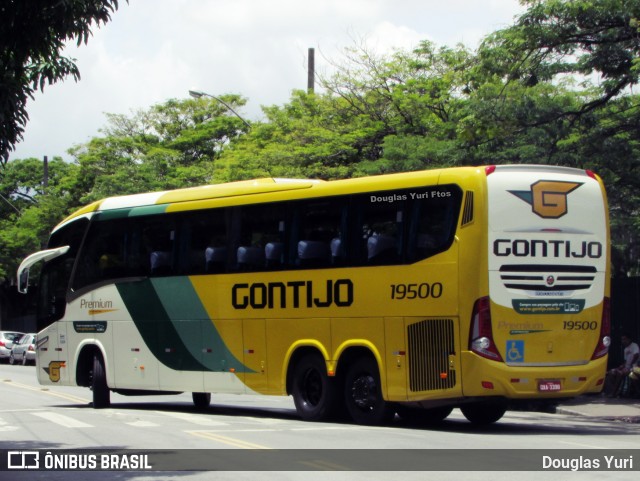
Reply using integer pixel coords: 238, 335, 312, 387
116, 279, 205, 371
128, 205, 168, 217
151, 277, 251, 373
116, 278, 251, 373
95, 209, 131, 221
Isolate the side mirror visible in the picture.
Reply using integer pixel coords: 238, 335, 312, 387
16, 246, 70, 294
18, 268, 29, 294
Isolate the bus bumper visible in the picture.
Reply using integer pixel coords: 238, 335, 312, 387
460, 352, 608, 399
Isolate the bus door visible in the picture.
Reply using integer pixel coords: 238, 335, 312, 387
30, 249, 73, 387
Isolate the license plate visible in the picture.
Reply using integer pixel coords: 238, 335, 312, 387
538, 380, 562, 392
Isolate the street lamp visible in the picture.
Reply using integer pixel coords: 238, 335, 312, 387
188, 90, 251, 129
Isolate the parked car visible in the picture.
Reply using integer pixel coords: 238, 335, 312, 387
0, 331, 25, 362
9, 333, 36, 366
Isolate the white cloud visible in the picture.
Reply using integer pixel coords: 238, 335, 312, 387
9, 0, 525, 161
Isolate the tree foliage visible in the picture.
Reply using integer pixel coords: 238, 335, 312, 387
0, 0, 125, 163
480, 0, 640, 113
0, 157, 77, 279
68, 96, 250, 203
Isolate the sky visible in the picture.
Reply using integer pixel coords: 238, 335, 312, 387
9, 0, 526, 162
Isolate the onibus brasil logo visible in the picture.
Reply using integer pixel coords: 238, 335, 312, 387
509, 180, 583, 219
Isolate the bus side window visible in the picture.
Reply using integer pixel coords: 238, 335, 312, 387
291, 199, 344, 269
234, 204, 286, 272
73, 219, 129, 290
357, 195, 405, 266
407, 186, 462, 262
140, 217, 176, 277
179, 209, 229, 275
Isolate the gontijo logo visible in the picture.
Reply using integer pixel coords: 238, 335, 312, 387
509, 180, 583, 219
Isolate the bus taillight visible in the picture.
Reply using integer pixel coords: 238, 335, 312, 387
591, 297, 611, 360
469, 296, 503, 362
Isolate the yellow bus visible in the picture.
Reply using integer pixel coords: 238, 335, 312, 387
18, 165, 611, 425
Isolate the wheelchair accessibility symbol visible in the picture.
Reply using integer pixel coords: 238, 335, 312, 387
506, 340, 524, 362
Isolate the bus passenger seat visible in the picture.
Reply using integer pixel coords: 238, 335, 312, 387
416, 233, 440, 255
150, 251, 172, 275
297, 240, 331, 268
237, 246, 265, 270
205, 246, 227, 273
367, 235, 397, 263
330, 238, 344, 265
265, 242, 283, 268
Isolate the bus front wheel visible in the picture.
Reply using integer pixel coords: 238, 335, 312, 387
91, 354, 110, 409
291, 353, 340, 421
192, 392, 211, 409
460, 400, 507, 425
344, 357, 393, 425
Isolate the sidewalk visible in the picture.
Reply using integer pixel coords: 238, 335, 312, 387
556, 394, 640, 422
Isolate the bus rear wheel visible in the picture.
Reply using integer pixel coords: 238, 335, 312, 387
396, 405, 453, 425
460, 400, 507, 425
291, 353, 340, 421
344, 357, 393, 425
91, 354, 110, 409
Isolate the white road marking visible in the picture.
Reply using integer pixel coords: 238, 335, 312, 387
32, 411, 93, 428
154, 410, 228, 426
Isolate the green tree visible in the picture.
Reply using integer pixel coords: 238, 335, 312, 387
321, 41, 475, 175
216, 89, 383, 181
478, 0, 640, 120
70, 96, 249, 203
0, 0, 126, 163
0, 157, 78, 279
216, 42, 477, 182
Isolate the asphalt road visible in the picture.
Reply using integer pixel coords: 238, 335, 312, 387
0, 363, 638, 481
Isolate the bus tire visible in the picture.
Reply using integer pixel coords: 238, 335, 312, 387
91, 354, 110, 409
460, 400, 507, 425
192, 392, 211, 409
344, 357, 393, 426
396, 405, 453, 425
291, 353, 340, 422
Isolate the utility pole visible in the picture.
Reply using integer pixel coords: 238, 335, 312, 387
43, 155, 49, 187
307, 47, 315, 93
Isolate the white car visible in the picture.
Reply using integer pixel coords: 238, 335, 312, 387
9, 333, 36, 366
0, 331, 25, 362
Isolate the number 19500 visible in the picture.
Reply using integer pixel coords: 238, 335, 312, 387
390, 283, 443, 300
563, 320, 598, 331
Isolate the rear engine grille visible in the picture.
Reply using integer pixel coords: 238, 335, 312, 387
499, 264, 596, 292
408, 318, 456, 392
